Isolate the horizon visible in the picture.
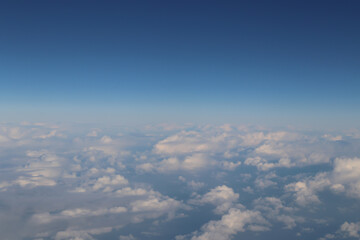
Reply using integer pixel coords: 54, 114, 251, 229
1, 1, 360, 240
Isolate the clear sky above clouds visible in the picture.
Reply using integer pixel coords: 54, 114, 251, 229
1, 2, 360, 239
1, 0, 360, 127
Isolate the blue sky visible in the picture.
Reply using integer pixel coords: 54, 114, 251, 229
1, 0, 360, 127
2, 3, 360, 239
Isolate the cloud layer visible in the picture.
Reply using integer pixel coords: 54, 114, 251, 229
0, 123, 360, 239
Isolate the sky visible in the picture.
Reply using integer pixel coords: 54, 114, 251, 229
1, 0, 360, 127
2, 2, 360, 240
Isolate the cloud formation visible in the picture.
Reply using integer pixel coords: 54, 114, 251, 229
1, 122, 360, 239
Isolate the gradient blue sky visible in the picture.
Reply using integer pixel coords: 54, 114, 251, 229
1, 0, 359, 127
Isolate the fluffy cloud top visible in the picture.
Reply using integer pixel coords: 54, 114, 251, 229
1, 123, 360, 240
188, 208, 269, 240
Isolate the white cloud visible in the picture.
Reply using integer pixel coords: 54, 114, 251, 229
157, 154, 214, 172
340, 221, 360, 238
100, 136, 113, 144
55, 227, 113, 240
285, 172, 331, 206
93, 175, 128, 191
255, 172, 278, 189
187, 180, 205, 190
192, 185, 239, 214
129, 192, 189, 223
221, 161, 242, 170
2, 123, 360, 239
115, 187, 149, 197
182, 154, 211, 170
286, 157, 360, 205
33, 130, 65, 139
33, 206, 127, 224
0, 150, 65, 190
188, 208, 269, 240
136, 163, 155, 172
322, 134, 342, 141
253, 197, 300, 229
154, 131, 213, 155
119, 234, 136, 240
131, 196, 181, 213
333, 157, 360, 197
320, 221, 360, 240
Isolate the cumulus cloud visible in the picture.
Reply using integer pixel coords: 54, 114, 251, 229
340, 221, 360, 238
128, 189, 190, 223
179, 176, 205, 190
182, 208, 269, 240
119, 234, 137, 240
54, 227, 113, 240
253, 197, 300, 229
319, 221, 360, 240
92, 175, 128, 191
254, 172, 278, 189
33, 206, 127, 224
154, 154, 215, 172
192, 185, 239, 214
333, 157, 360, 197
286, 157, 360, 205
285, 172, 331, 206
1, 122, 360, 239
0, 150, 65, 190
146, 126, 341, 174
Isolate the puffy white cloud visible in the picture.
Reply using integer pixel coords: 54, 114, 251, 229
320, 221, 360, 240
136, 163, 155, 172
54, 227, 113, 240
322, 134, 343, 141
33, 130, 65, 139
254, 172, 278, 189
179, 176, 205, 190
119, 234, 136, 240
0, 150, 65, 190
115, 187, 149, 197
245, 157, 277, 171
340, 221, 360, 238
192, 185, 239, 214
286, 158, 360, 205
253, 197, 300, 229
129, 191, 189, 223
154, 131, 215, 155
285, 173, 331, 206
135, 126, 346, 174
2, 123, 360, 240
221, 161, 241, 170
33, 206, 127, 224
187, 180, 205, 190
333, 157, 360, 197
131, 196, 181, 213
182, 154, 211, 170
188, 208, 269, 240
92, 175, 128, 191
156, 154, 215, 172
245, 141, 330, 171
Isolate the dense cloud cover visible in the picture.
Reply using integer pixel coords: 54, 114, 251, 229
1, 122, 360, 240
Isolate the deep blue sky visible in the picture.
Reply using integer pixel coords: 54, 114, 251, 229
1, 0, 359, 127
